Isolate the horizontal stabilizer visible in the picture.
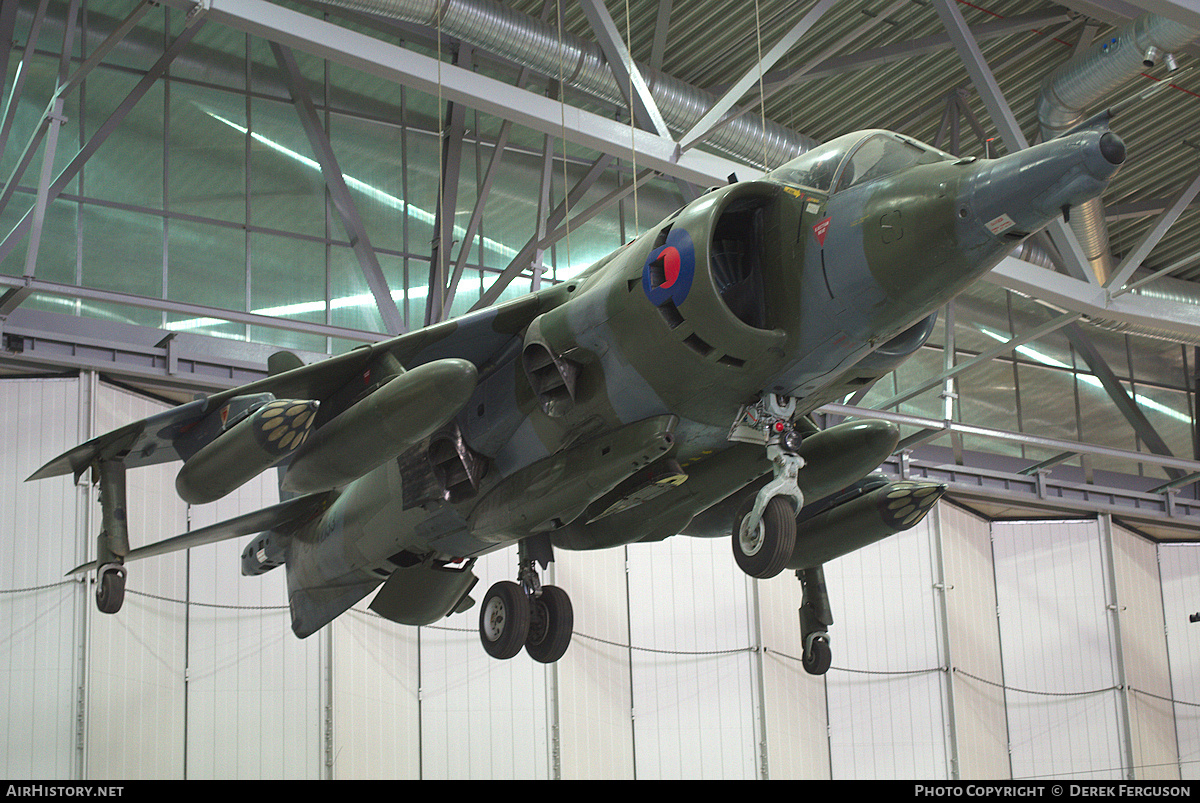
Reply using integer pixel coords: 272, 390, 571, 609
67, 491, 329, 575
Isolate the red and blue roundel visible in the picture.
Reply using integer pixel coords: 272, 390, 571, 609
642, 227, 696, 307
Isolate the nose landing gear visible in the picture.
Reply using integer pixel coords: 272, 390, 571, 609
478, 536, 574, 663
729, 395, 835, 675
729, 395, 805, 579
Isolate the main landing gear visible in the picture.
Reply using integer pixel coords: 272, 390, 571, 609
479, 536, 574, 663
729, 394, 833, 675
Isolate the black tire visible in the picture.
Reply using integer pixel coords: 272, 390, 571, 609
96, 567, 125, 614
525, 585, 573, 664
732, 495, 796, 579
479, 581, 530, 659
803, 637, 832, 676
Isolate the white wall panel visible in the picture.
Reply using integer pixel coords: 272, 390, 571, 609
556, 545, 635, 779
993, 519, 1123, 781
1110, 523, 1177, 780
627, 536, 758, 780
418, 545, 550, 779
8, 377, 1200, 781
86, 384, 188, 780
938, 503, 1009, 779
0, 377, 84, 779
185, 471, 323, 779
824, 515, 948, 779
1158, 543, 1200, 780
759, 569, 829, 779
332, 609, 420, 779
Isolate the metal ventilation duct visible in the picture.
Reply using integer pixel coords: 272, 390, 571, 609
1038, 13, 1199, 284
312, 0, 817, 169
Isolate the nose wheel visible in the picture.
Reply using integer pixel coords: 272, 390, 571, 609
478, 537, 574, 663
729, 395, 805, 579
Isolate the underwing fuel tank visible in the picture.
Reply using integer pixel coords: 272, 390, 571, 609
786, 477, 947, 570
281, 358, 478, 494
176, 399, 319, 504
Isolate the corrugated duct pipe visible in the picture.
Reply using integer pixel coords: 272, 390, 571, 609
1038, 12, 1199, 284
310, 0, 818, 168
315, 1, 1200, 343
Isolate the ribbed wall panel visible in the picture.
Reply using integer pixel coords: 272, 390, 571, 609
332, 610, 420, 779
555, 546, 635, 780
759, 569, 829, 779
86, 384, 188, 780
993, 519, 1123, 781
1110, 524, 1178, 780
0, 377, 83, 779
416, 546, 549, 780
1158, 543, 1200, 781
824, 515, 948, 779
185, 471, 323, 779
4, 372, 1197, 780
626, 536, 757, 780
938, 503, 1009, 779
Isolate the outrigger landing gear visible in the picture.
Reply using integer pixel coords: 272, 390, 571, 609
730, 394, 805, 579
479, 535, 574, 663
93, 460, 129, 614
797, 566, 833, 675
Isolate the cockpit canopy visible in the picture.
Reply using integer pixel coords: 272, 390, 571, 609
766, 130, 953, 194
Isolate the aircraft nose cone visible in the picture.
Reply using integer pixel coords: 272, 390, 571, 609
965, 128, 1123, 237
1100, 131, 1126, 166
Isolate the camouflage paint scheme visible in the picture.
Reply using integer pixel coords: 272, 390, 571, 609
30, 126, 1125, 660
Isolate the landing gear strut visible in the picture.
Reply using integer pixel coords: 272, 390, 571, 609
93, 459, 129, 614
730, 394, 805, 579
797, 566, 833, 675
728, 395, 836, 674
478, 535, 574, 663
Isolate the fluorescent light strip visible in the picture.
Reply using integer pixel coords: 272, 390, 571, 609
205, 110, 518, 260
162, 111, 603, 335
977, 327, 1190, 424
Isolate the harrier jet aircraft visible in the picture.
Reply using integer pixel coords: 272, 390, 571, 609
29, 124, 1126, 674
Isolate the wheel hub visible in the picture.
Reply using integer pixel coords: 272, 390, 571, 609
739, 517, 765, 557
482, 596, 506, 642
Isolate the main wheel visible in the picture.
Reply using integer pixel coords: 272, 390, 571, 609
803, 637, 832, 676
95, 566, 126, 614
479, 581, 530, 659
732, 495, 797, 579
525, 585, 573, 664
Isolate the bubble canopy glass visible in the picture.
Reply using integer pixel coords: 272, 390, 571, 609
765, 131, 954, 194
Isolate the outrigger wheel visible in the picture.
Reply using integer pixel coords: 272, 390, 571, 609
95, 563, 127, 615
797, 566, 834, 675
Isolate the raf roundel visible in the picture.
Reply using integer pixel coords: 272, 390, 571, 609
642, 227, 696, 308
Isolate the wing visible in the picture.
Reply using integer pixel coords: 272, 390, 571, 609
29, 292, 544, 483
66, 491, 329, 575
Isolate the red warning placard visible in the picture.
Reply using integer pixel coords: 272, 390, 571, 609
812, 217, 831, 246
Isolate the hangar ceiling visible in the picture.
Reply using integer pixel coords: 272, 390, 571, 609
3, 0, 1200, 534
